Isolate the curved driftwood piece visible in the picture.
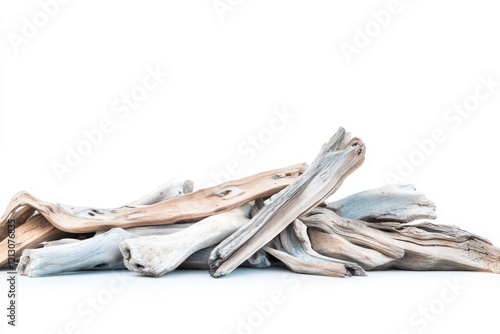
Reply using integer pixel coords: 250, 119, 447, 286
209, 128, 365, 278
18, 228, 131, 277
17, 224, 196, 277
19, 226, 270, 277
307, 229, 396, 270
303, 208, 500, 273
0, 214, 67, 268
1, 179, 194, 268
0, 205, 36, 241
0, 164, 305, 234
327, 184, 436, 223
120, 204, 252, 277
264, 219, 365, 277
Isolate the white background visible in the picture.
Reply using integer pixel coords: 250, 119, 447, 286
1, 1, 499, 333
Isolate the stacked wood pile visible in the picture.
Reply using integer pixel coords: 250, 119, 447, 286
1, 128, 499, 278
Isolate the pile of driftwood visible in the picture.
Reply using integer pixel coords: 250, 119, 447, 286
1, 128, 499, 278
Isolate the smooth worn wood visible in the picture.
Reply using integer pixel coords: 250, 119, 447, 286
264, 219, 366, 277
0, 214, 66, 268
0, 164, 306, 234
120, 204, 252, 277
5, 127, 500, 279
18, 217, 270, 277
303, 207, 500, 273
209, 128, 365, 277
327, 184, 436, 223
1, 179, 194, 268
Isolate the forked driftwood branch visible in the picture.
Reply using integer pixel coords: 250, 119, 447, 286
3, 127, 499, 279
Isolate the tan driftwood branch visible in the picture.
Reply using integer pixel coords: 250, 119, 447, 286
0, 164, 305, 234
119, 205, 253, 277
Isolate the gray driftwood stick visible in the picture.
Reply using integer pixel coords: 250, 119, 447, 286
303, 207, 500, 273
1, 179, 195, 268
120, 204, 252, 277
16, 179, 195, 276
264, 219, 365, 277
209, 127, 366, 278
0, 164, 306, 234
327, 184, 436, 223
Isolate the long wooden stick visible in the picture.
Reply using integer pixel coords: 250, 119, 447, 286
209, 128, 365, 277
0, 179, 194, 267
0, 164, 306, 234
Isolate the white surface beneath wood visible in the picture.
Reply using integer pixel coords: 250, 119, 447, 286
2, 268, 497, 334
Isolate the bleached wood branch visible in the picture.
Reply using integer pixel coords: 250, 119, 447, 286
327, 184, 436, 223
120, 204, 252, 277
302, 207, 500, 273
209, 127, 365, 277
17, 183, 436, 277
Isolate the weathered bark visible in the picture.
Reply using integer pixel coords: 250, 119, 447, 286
209, 128, 365, 277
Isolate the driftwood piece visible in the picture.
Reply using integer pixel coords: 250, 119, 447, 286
0, 179, 194, 267
18, 228, 131, 277
327, 184, 436, 223
120, 204, 252, 277
264, 219, 366, 277
303, 208, 500, 273
6, 126, 500, 280
176, 247, 270, 270
209, 128, 365, 277
18, 226, 187, 277
0, 214, 67, 268
0, 205, 36, 241
18, 223, 270, 277
0, 164, 305, 234
308, 229, 395, 270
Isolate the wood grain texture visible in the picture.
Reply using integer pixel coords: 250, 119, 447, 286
0, 164, 305, 234
120, 204, 252, 277
1, 179, 194, 268
209, 128, 365, 277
